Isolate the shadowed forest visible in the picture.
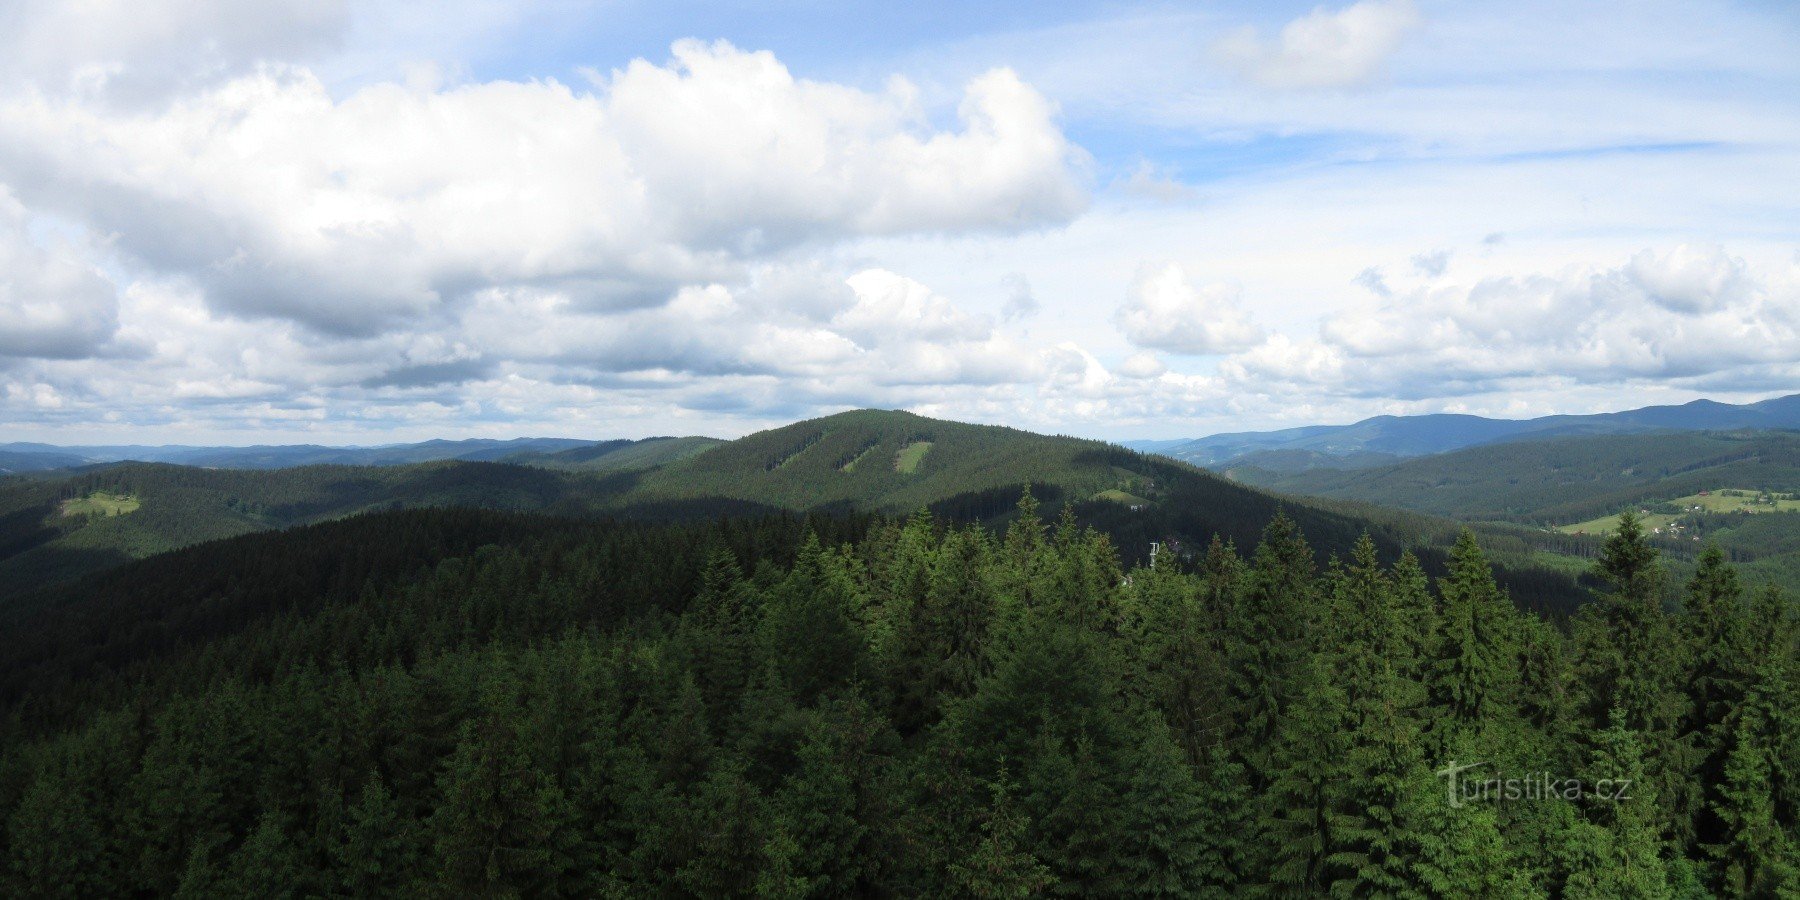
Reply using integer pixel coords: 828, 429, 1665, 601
0, 493, 1791, 897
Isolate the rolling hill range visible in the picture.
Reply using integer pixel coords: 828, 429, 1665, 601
1227, 430, 1800, 586
0, 409, 1591, 610
0, 435, 722, 472
1131, 392, 1800, 467
1226, 431, 1800, 522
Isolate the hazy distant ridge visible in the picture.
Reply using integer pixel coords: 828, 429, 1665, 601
1131, 393, 1800, 467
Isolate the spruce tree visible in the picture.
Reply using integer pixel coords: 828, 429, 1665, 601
1707, 660, 1800, 897
333, 772, 419, 896
1565, 710, 1673, 900
950, 778, 1056, 899
1429, 530, 1519, 753
1230, 513, 1318, 781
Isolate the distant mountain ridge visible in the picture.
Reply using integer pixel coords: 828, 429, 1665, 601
1129, 393, 1800, 467
3, 409, 1583, 606
0, 436, 718, 473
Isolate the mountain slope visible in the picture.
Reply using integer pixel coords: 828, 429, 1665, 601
508, 435, 724, 471
0, 410, 1592, 609
1227, 431, 1800, 522
1134, 392, 1800, 466
0, 462, 652, 598
0, 437, 602, 470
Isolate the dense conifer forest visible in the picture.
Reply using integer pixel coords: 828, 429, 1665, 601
0, 410, 1608, 619
0, 492, 1792, 896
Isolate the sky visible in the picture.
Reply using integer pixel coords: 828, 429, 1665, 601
0, 0, 1796, 444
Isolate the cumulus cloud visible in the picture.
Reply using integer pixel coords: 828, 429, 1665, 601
0, 40, 1087, 336
0, 190, 121, 360
1117, 351, 1168, 379
1114, 263, 1265, 355
1230, 244, 1800, 398
0, 0, 350, 104
1215, 0, 1420, 90
1625, 243, 1749, 314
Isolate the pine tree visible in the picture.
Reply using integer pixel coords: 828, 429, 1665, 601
1390, 550, 1440, 685
1190, 744, 1252, 897
888, 525, 995, 735
671, 755, 769, 897
1260, 653, 1351, 895
758, 533, 868, 704
1106, 718, 1213, 896
1123, 560, 1228, 768
1428, 530, 1519, 753
1230, 513, 1318, 781
214, 810, 304, 898
1574, 511, 1683, 833
766, 692, 896, 894
1678, 544, 1752, 860
1198, 534, 1243, 641
1707, 660, 1800, 898
1578, 511, 1676, 734
428, 690, 578, 894
951, 778, 1056, 899
333, 772, 419, 896
1565, 711, 1673, 900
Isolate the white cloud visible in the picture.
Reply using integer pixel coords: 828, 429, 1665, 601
1244, 244, 1800, 397
1117, 350, 1167, 379
0, 40, 1086, 337
1215, 0, 1421, 90
1625, 243, 1749, 314
0, 190, 121, 360
0, 0, 350, 104
1114, 263, 1265, 355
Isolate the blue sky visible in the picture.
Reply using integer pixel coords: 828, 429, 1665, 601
0, 0, 1796, 443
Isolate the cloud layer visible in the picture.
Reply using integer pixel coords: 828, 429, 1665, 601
0, 1, 1794, 442
0, 39, 1085, 338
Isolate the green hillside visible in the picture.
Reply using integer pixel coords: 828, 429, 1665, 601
619, 410, 1447, 566
506, 435, 724, 472
0, 462, 647, 597
1229, 431, 1800, 521
1225, 431, 1800, 589
0, 410, 1594, 610
625, 410, 1138, 512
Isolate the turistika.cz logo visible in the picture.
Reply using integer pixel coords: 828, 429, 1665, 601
1436, 760, 1633, 809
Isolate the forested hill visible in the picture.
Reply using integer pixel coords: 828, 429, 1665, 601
0, 435, 721, 473
1134, 392, 1800, 466
1228, 430, 1800, 522
0, 408, 1592, 607
1228, 429, 1800, 591
0, 500, 1791, 895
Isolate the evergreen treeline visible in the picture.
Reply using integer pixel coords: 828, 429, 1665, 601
0, 498, 1793, 897
1233, 431, 1800, 523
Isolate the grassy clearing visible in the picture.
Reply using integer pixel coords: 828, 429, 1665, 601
1558, 488, 1800, 535
1677, 489, 1800, 514
893, 441, 934, 474
839, 443, 878, 473
1557, 512, 1678, 536
60, 491, 141, 519
1093, 489, 1150, 506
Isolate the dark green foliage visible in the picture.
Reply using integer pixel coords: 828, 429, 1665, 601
0, 489, 1793, 895
0, 408, 1599, 615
